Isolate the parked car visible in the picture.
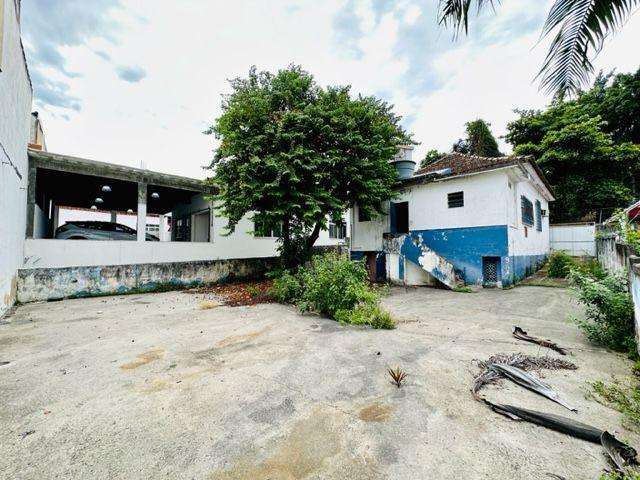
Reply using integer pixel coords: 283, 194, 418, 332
54, 221, 159, 241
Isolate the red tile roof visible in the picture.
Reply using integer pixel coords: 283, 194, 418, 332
414, 153, 532, 177
411, 153, 554, 198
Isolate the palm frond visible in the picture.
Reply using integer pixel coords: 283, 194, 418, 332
438, 0, 500, 36
538, 0, 640, 98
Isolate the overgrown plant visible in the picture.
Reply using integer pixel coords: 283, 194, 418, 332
592, 380, 640, 431
547, 250, 575, 278
612, 209, 640, 252
270, 253, 395, 330
569, 269, 637, 355
388, 366, 407, 388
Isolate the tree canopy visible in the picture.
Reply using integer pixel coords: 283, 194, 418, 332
506, 69, 640, 223
453, 119, 502, 157
206, 65, 411, 267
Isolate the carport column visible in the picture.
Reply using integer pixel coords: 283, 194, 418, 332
137, 182, 147, 242
158, 214, 169, 242
25, 163, 37, 238
110, 210, 117, 223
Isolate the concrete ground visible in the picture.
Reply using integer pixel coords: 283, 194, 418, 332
0, 286, 636, 479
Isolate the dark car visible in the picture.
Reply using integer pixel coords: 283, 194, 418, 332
54, 221, 159, 241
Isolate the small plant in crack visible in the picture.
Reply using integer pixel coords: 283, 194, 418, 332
388, 366, 407, 388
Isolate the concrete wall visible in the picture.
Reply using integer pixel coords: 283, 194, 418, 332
17, 257, 278, 303
550, 223, 596, 257
0, 0, 31, 316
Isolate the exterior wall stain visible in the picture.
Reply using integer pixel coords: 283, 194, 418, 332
17, 257, 278, 303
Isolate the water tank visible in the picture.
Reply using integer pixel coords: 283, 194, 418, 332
389, 146, 416, 180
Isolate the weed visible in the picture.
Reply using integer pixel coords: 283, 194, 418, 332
388, 366, 407, 388
335, 302, 395, 330
600, 470, 640, 479
246, 285, 261, 298
270, 270, 303, 304
569, 269, 637, 356
592, 380, 640, 431
548, 251, 575, 278
453, 286, 474, 293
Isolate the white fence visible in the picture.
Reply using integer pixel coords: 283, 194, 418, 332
550, 223, 596, 257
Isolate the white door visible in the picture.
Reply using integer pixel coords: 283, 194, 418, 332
192, 210, 210, 242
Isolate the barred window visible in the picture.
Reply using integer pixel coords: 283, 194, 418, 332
521, 196, 534, 226
329, 222, 347, 239
448, 191, 464, 208
535, 200, 542, 231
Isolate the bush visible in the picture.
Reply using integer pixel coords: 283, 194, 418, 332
592, 380, 640, 431
569, 269, 636, 354
271, 270, 303, 304
269, 253, 395, 329
547, 251, 575, 278
299, 253, 375, 317
335, 302, 395, 330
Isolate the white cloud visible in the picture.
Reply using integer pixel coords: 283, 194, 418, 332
24, 0, 640, 179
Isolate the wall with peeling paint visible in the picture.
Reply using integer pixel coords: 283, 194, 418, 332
0, 0, 32, 316
17, 257, 278, 303
351, 165, 552, 287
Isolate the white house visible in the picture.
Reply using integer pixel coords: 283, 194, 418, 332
350, 148, 554, 288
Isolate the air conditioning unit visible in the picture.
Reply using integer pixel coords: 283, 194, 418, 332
541, 209, 548, 217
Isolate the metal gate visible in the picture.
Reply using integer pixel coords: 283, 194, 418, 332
482, 257, 500, 285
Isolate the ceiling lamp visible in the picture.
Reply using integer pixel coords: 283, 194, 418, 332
151, 192, 160, 199
127, 209, 134, 213
101, 185, 111, 193
95, 197, 104, 204
90, 205, 97, 210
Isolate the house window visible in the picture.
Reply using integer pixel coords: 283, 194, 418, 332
390, 202, 409, 234
521, 196, 534, 226
535, 200, 542, 231
448, 191, 464, 208
358, 206, 371, 222
254, 213, 282, 238
329, 221, 347, 239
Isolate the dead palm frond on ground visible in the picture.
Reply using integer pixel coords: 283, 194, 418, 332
438, 0, 640, 98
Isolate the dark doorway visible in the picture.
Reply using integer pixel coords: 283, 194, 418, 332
390, 202, 409, 235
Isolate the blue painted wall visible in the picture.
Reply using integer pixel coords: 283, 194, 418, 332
407, 225, 509, 284
504, 254, 547, 285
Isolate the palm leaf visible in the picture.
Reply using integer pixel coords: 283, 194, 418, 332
537, 0, 640, 98
438, 0, 500, 36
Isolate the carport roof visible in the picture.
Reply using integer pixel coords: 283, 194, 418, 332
28, 149, 215, 194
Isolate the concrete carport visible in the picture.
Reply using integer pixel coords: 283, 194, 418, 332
18, 150, 278, 303
26, 149, 211, 241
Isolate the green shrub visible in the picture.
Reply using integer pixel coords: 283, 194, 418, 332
335, 302, 395, 329
569, 269, 637, 354
600, 471, 640, 480
547, 251, 575, 278
298, 253, 374, 318
574, 257, 606, 280
270, 270, 303, 304
270, 253, 395, 329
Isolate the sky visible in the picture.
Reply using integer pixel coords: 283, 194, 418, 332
20, 0, 640, 180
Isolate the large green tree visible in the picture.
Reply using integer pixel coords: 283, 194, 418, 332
453, 119, 502, 156
505, 69, 640, 222
438, 0, 640, 98
206, 65, 410, 268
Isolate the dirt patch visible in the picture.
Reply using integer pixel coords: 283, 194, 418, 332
187, 280, 275, 307
358, 402, 393, 423
120, 349, 164, 370
209, 407, 376, 480
215, 326, 271, 348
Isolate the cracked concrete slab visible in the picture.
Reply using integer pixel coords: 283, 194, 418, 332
0, 286, 636, 479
